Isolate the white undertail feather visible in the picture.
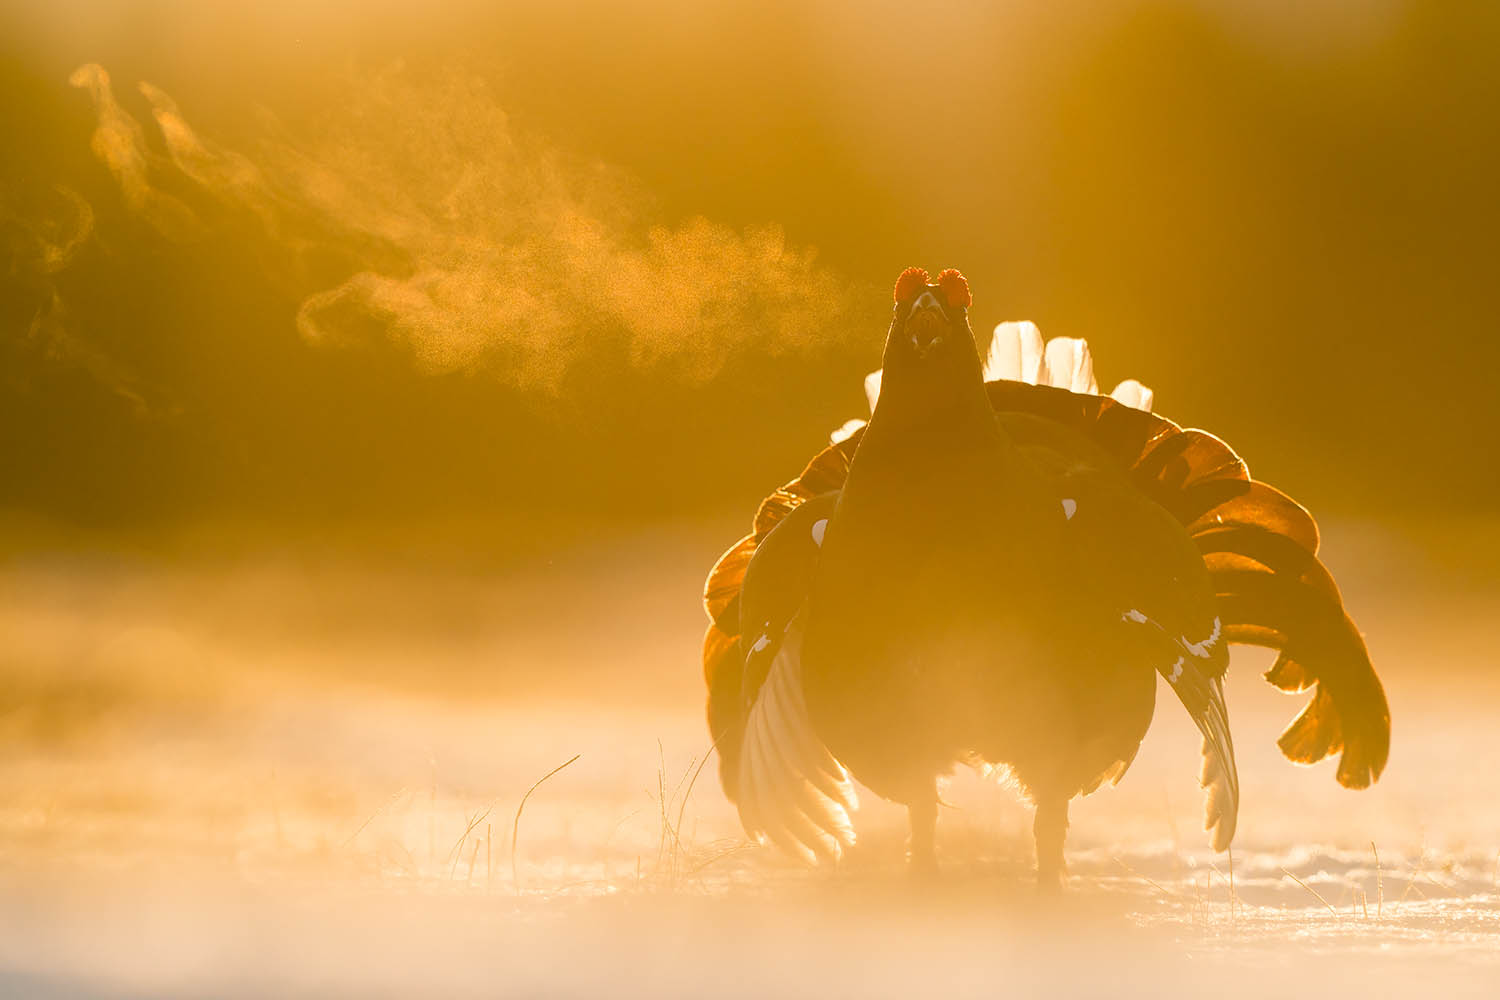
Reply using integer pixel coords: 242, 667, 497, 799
829, 418, 865, 445
863, 370, 883, 412
1042, 336, 1099, 394
861, 322, 1154, 415
984, 323, 1156, 413
858, 322, 1146, 413
1109, 379, 1155, 412
736, 615, 858, 864
984, 321, 1047, 385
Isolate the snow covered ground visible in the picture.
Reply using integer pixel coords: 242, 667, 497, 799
1, 521, 1496, 997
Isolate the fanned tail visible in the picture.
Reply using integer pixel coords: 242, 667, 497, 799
704, 327, 1389, 852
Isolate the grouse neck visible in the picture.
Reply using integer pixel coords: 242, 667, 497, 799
863, 318, 1004, 449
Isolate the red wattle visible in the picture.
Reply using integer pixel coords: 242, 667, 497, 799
937, 269, 971, 309
893, 267, 930, 304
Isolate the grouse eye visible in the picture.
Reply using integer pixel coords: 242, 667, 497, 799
893, 267, 931, 305
937, 269, 971, 310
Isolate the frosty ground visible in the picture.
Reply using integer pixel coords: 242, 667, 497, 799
1, 519, 1496, 997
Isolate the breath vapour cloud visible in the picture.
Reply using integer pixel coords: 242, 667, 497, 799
64, 62, 853, 390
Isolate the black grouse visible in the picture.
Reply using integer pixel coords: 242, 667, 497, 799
701, 267, 1390, 888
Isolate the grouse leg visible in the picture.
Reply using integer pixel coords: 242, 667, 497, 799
908, 788, 939, 878
1033, 794, 1070, 892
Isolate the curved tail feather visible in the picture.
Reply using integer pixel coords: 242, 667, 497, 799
1210, 568, 1389, 788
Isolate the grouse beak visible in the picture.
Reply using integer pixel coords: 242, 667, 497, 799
907, 291, 946, 359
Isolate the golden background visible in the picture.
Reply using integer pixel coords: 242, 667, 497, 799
1, 2, 1497, 996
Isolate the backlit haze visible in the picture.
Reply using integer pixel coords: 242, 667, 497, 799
2, 2, 1498, 996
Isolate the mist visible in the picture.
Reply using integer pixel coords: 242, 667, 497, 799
2, 4, 1500, 996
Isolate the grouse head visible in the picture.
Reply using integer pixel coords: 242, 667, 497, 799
875, 267, 990, 429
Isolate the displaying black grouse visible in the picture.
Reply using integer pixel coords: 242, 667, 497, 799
701, 267, 1390, 888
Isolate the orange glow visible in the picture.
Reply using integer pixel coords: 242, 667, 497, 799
1, 1, 1497, 995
